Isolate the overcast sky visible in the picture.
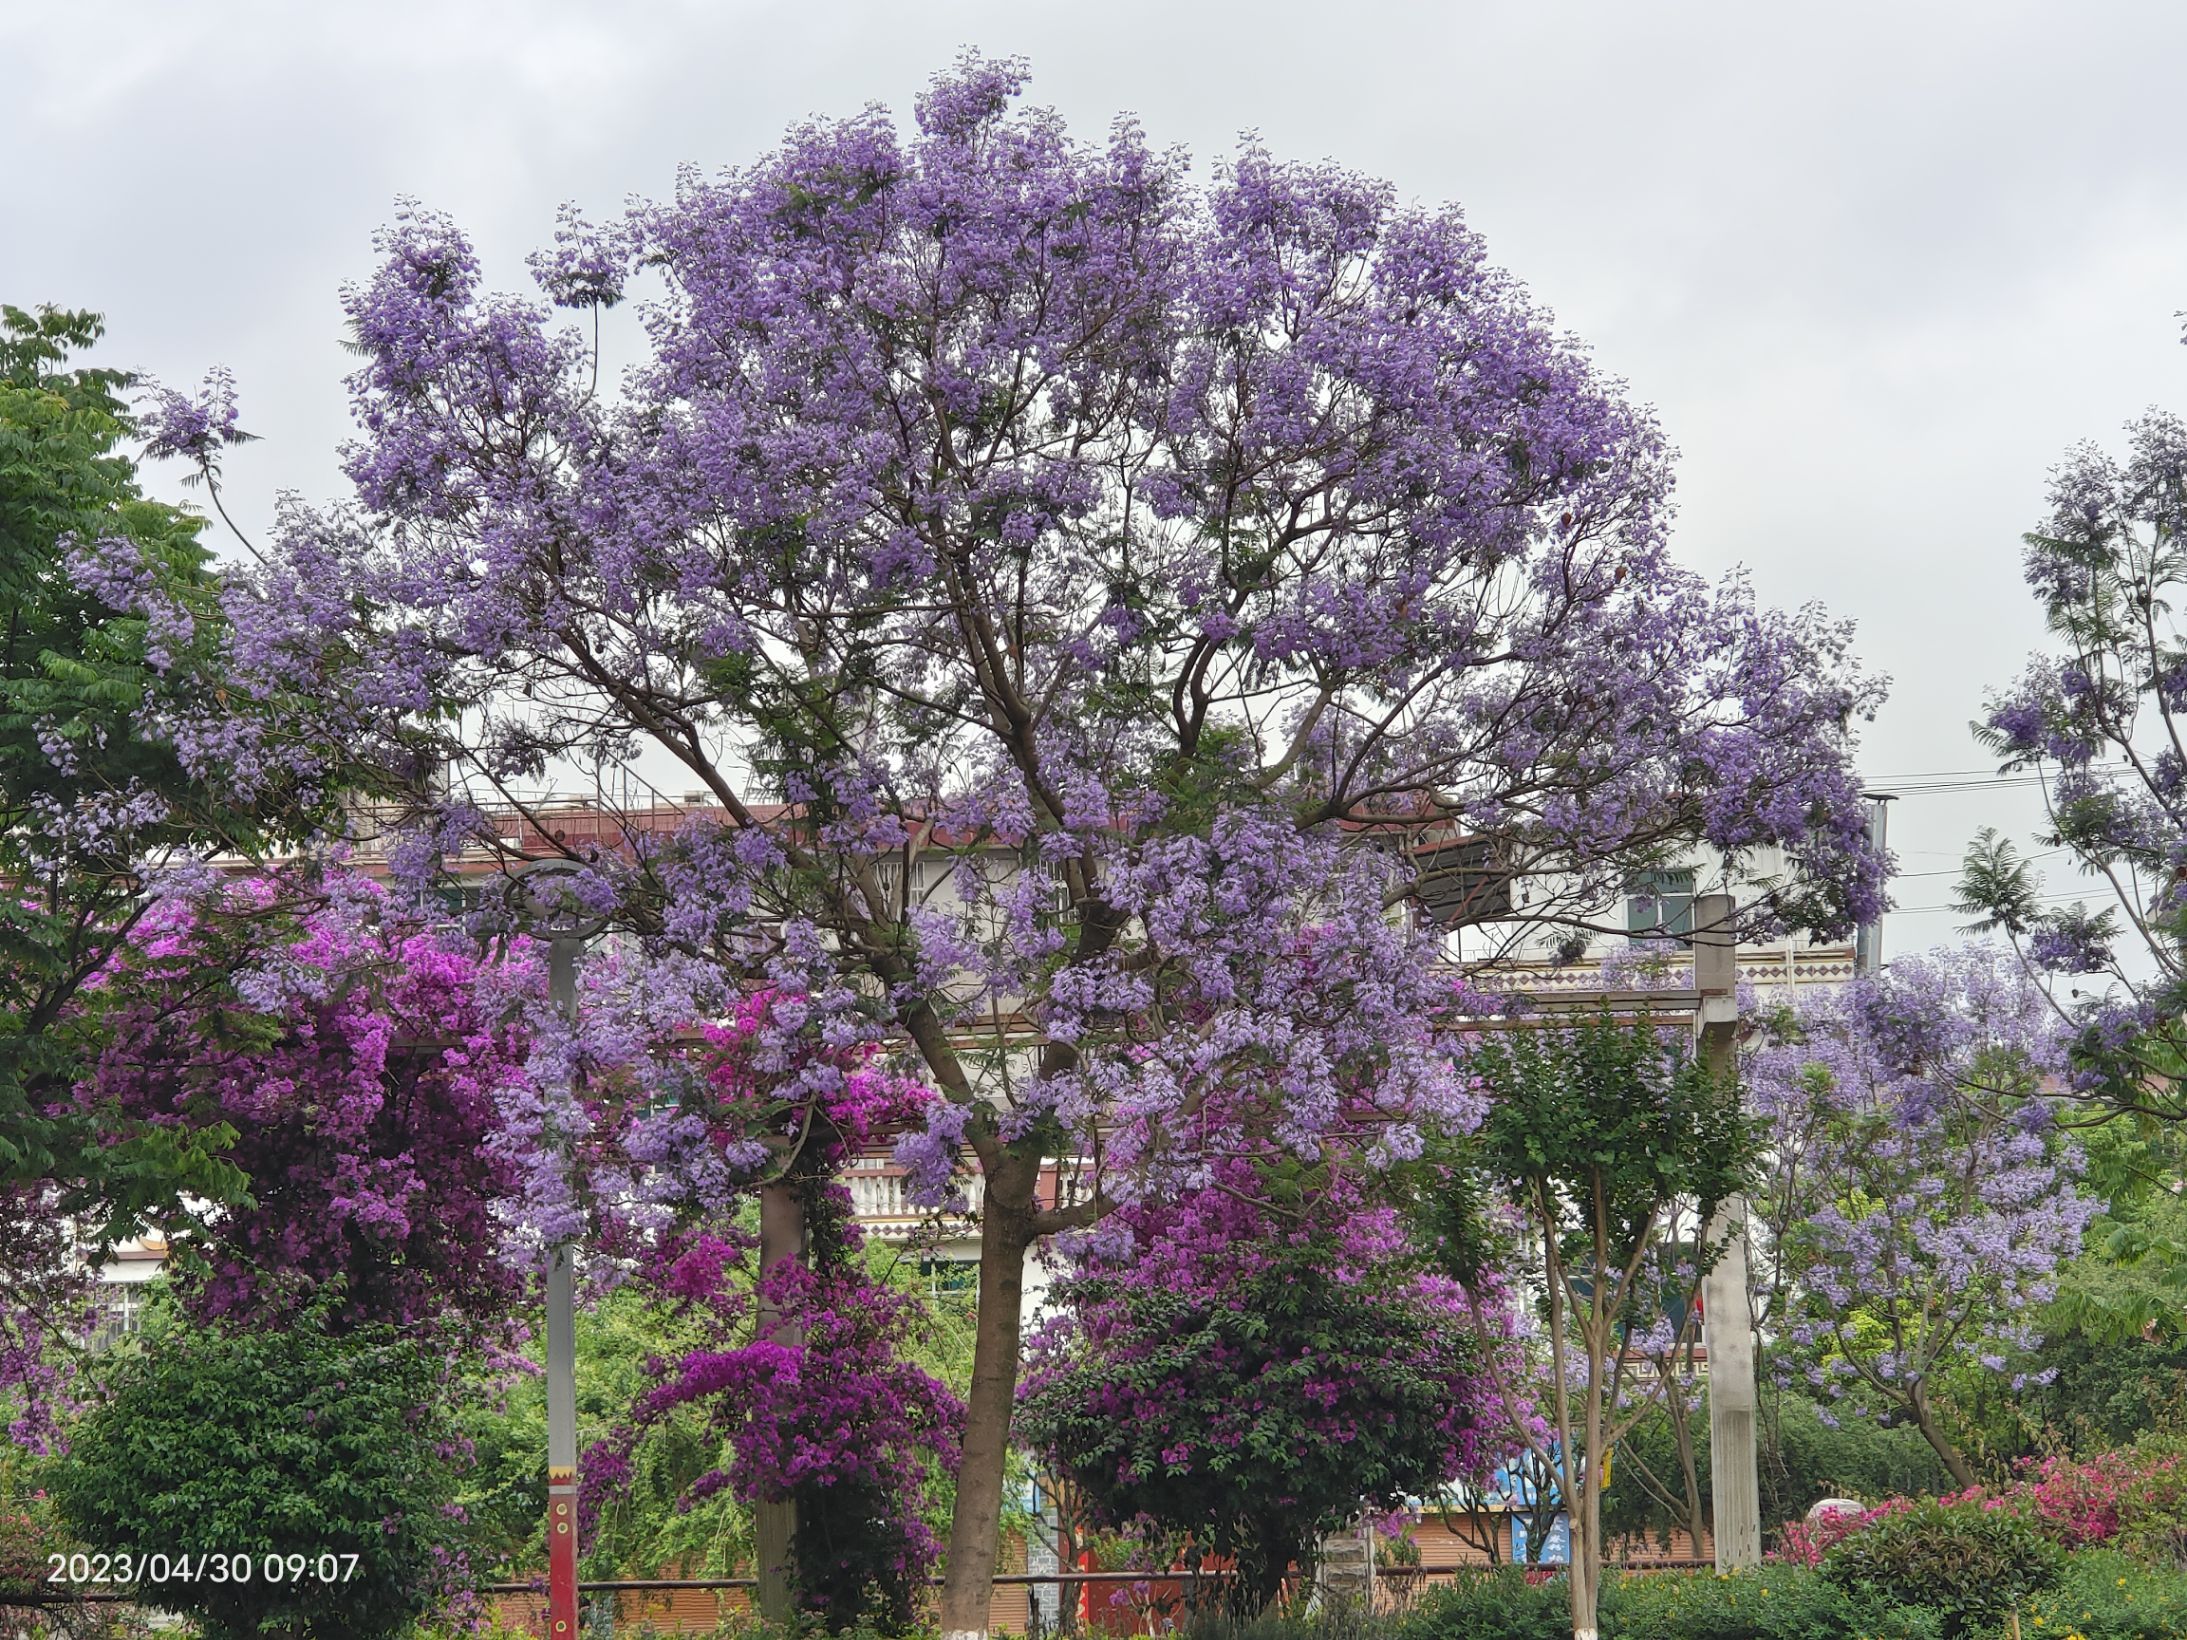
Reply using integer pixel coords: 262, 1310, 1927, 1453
12, 0, 2186, 955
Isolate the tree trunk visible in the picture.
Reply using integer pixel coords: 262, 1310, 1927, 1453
1254, 1524, 1302, 1615
1670, 1386, 1707, 1554
755, 1181, 806, 1622
1569, 1442, 1603, 1640
1907, 1379, 1976, 1491
938, 1180, 1036, 1640
1569, 1313, 1608, 1640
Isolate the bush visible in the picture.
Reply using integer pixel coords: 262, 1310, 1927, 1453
1391, 1567, 1571, 1640
1609, 1567, 1941, 1640
1822, 1500, 2063, 1639
49, 1307, 473, 1639
2032, 1549, 2187, 1640
1391, 1566, 1944, 1640
2014, 1439, 2187, 1566
0, 1496, 60, 1600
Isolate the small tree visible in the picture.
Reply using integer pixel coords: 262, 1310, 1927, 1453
51, 1304, 471, 1640
1448, 1012, 1755, 1640
1018, 1157, 1499, 1615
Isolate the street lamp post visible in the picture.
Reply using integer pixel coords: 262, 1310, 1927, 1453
515, 860, 607, 1640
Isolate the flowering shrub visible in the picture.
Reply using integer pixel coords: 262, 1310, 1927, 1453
76, 880, 536, 1335
1770, 1498, 1910, 1568
0, 1493, 70, 1598
1020, 1155, 1502, 1616
1935, 1442, 2187, 1564
582, 997, 960, 1633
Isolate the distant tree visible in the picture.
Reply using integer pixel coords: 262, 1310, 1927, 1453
1958, 366, 2187, 1123
1747, 947, 2098, 1487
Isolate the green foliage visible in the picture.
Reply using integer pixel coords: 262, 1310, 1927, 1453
1185, 1558, 2187, 1640
1389, 1567, 1942, 1640
1758, 1394, 1953, 1532
49, 1305, 471, 1639
1821, 1502, 2064, 1640
2036, 1549, 2187, 1640
1389, 1567, 1571, 1640
1607, 1568, 1940, 1640
1943, 1117, 2187, 1467
1444, 1013, 1758, 1631
456, 1239, 977, 1587
0, 303, 340, 1209
454, 1282, 746, 1582
1463, 1014, 1757, 1283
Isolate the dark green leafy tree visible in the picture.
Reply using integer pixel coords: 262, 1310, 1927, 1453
0, 306, 352, 1442
1447, 1014, 1756, 1640
50, 1303, 472, 1639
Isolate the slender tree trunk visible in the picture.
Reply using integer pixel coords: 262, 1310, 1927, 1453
1906, 1379, 1976, 1491
1669, 1383, 1706, 1553
1568, 1309, 1608, 1640
939, 1174, 1036, 1640
755, 1181, 806, 1622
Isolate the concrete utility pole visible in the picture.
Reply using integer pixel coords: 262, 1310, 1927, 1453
754, 1182, 806, 1620
1855, 797, 1893, 976
517, 861, 606, 1640
1693, 893, 1760, 1570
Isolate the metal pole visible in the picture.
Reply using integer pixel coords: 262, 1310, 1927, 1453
1693, 894, 1760, 1569
545, 935, 581, 1640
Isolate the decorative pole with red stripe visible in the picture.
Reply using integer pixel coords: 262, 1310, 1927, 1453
518, 861, 605, 1640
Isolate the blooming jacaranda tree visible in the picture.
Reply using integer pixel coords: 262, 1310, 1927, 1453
1960, 373, 2187, 1118
1747, 946, 2100, 1488
172, 55, 1886, 1631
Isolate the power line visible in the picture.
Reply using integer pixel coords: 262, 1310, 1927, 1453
1861, 761, 2131, 797
1891, 849, 2070, 881
1889, 890, 2104, 915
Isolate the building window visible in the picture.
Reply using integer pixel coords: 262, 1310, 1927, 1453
1626, 869, 1696, 943
91, 1283, 147, 1348
918, 1257, 979, 1304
